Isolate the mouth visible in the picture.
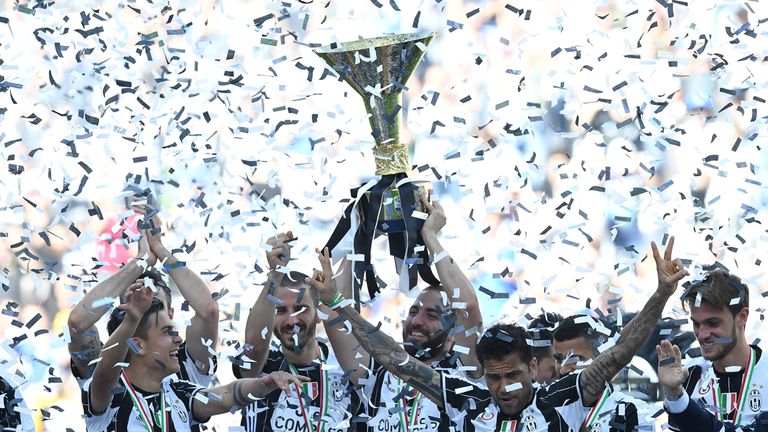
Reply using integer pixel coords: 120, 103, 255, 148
169, 349, 179, 358
497, 394, 515, 405
407, 330, 427, 340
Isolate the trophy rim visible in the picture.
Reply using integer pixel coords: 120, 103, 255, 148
314, 30, 436, 54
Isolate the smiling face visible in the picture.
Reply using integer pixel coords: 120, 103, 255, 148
273, 284, 319, 353
553, 336, 596, 376
690, 302, 747, 362
402, 288, 452, 359
484, 352, 537, 416
134, 310, 183, 375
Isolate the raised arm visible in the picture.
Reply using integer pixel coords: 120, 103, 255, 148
89, 286, 153, 414
579, 237, 688, 406
307, 248, 370, 385
239, 232, 293, 377
137, 206, 219, 374
420, 195, 483, 379
307, 272, 444, 406
67, 229, 155, 378
192, 371, 307, 419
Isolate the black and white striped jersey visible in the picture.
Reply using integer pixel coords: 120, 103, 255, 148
232, 342, 358, 432
361, 351, 488, 432
449, 373, 592, 432
81, 374, 208, 432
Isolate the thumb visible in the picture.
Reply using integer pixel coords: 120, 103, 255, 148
304, 276, 323, 291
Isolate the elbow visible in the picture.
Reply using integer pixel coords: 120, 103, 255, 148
67, 310, 86, 333
199, 300, 220, 322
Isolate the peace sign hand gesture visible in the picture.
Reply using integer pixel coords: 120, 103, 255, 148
651, 236, 688, 297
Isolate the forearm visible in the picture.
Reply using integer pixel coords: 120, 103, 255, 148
90, 317, 139, 411
322, 306, 369, 384
423, 233, 483, 376
338, 305, 443, 406
241, 272, 281, 376
580, 290, 671, 403
159, 251, 218, 318
614, 290, 671, 361
68, 329, 103, 376
194, 378, 272, 418
69, 259, 144, 332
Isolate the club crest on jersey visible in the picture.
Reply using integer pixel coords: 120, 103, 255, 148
331, 382, 345, 402
302, 382, 319, 400
174, 402, 188, 423
522, 415, 537, 432
749, 389, 762, 412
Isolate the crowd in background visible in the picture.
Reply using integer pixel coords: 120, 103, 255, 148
1, 0, 767, 429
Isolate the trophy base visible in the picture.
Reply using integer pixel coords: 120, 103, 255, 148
363, 186, 428, 234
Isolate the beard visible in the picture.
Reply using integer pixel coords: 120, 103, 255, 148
403, 327, 450, 360
275, 320, 317, 352
702, 326, 738, 362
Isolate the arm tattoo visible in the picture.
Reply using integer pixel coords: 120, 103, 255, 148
232, 380, 248, 407
580, 291, 669, 403
72, 336, 102, 374
339, 306, 444, 406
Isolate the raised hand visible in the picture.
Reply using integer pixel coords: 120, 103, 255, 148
118, 285, 154, 321
133, 204, 170, 260
266, 231, 294, 270
305, 247, 339, 304
136, 232, 157, 267
656, 339, 689, 397
651, 236, 688, 297
419, 193, 446, 237
262, 371, 310, 397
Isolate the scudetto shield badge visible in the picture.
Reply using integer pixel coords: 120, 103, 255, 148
748, 389, 761, 412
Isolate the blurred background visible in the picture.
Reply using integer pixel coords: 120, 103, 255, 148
1, 0, 767, 429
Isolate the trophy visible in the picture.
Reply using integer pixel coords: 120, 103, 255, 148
316, 31, 441, 301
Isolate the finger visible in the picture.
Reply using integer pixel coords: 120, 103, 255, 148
312, 269, 323, 283
651, 241, 661, 264
664, 236, 675, 261
431, 200, 444, 213
319, 249, 333, 274
672, 344, 682, 364
420, 193, 434, 212
670, 268, 689, 284
305, 276, 324, 291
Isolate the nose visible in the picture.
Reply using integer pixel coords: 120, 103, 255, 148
411, 311, 428, 329
696, 325, 712, 342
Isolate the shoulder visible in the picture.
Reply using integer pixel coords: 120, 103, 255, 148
539, 373, 582, 406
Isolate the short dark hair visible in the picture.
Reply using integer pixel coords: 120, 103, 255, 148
477, 323, 534, 367
553, 314, 614, 356
107, 297, 165, 339
528, 312, 562, 360
683, 270, 749, 317
275, 271, 319, 307
119, 269, 172, 306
